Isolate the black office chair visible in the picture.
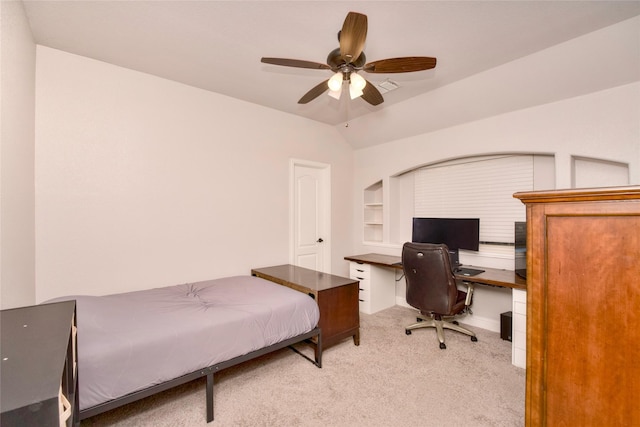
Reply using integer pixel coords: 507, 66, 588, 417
402, 242, 477, 349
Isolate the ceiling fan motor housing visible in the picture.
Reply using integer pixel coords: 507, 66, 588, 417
327, 48, 366, 71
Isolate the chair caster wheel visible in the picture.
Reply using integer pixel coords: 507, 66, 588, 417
439, 343, 446, 349
405, 329, 412, 335
471, 336, 478, 342
452, 320, 459, 325
416, 317, 423, 322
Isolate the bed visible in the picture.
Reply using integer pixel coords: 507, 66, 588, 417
48, 275, 322, 423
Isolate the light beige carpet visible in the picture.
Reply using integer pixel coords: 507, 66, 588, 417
81, 305, 525, 426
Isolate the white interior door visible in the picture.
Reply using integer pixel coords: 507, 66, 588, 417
290, 160, 331, 272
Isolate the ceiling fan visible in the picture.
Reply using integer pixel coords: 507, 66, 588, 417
261, 11, 437, 106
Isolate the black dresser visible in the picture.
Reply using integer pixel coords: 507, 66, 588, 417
1, 300, 78, 426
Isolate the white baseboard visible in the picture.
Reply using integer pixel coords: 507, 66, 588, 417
395, 296, 500, 333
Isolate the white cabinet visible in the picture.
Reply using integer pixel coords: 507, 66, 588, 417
349, 262, 396, 314
512, 288, 527, 368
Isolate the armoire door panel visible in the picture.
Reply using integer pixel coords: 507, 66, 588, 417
545, 215, 639, 426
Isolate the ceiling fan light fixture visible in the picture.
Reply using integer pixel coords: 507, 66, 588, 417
328, 72, 343, 91
328, 85, 342, 100
349, 83, 363, 100
350, 72, 366, 91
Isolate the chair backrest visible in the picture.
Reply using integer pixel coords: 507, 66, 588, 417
402, 242, 459, 315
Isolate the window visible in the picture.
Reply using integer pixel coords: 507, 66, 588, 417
414, 155, 533, 255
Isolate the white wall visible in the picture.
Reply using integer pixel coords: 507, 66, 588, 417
353, 83, 640, 258
354, 82, 639, 330
13, 11, 640, 318
0, 0, 36, 309
354, 83, 639, 331
339, 15, 640, 150
351, 18, 640, 331
34, 47, 353, 302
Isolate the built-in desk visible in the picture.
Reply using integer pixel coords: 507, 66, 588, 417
344, 253, 527, 368
344, 253, 526, 290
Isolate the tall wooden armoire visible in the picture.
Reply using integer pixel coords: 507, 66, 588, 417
514, 186, 640, 427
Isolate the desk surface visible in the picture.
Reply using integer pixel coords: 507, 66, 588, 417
344, 253, 526, 290
251, 264, 357, 292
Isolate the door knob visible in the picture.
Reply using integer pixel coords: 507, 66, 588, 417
317, 238, 324, 243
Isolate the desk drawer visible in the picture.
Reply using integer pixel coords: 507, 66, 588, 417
358, 299, 371, 313
356, 278, 371, 292
358, 287, 370, 302
349, 263, 370, 280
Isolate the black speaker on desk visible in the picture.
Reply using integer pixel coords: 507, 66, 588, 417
500, 311, 512, 342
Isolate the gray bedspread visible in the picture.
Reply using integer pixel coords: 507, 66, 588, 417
50, 275, 319, 411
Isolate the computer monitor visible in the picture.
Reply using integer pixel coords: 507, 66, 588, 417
411, 217, 480, 268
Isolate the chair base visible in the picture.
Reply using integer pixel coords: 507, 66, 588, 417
405, 314, 477, 349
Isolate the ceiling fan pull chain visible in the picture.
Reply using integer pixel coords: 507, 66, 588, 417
345, 97, 350, 127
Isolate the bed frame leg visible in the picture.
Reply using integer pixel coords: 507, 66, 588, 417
206, 373, 214, 422
315, 331, 323, 368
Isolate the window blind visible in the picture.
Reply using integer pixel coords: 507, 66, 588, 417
414, 155, 533, 251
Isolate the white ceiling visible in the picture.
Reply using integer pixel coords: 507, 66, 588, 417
22, 1, 640, 148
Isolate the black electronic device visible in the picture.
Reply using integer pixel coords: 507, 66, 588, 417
500, 311, 513, 342
411, 217, 480, 269
515, 221, 527, 279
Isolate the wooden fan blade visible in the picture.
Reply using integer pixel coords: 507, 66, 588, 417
261, 57, 330, 70
361, 80, 384, 106
363, 57, 437, 73
298, 79, 330, 104
339, 12, 367, 63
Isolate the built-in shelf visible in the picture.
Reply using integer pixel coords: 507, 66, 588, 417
363, 181, 383, 242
